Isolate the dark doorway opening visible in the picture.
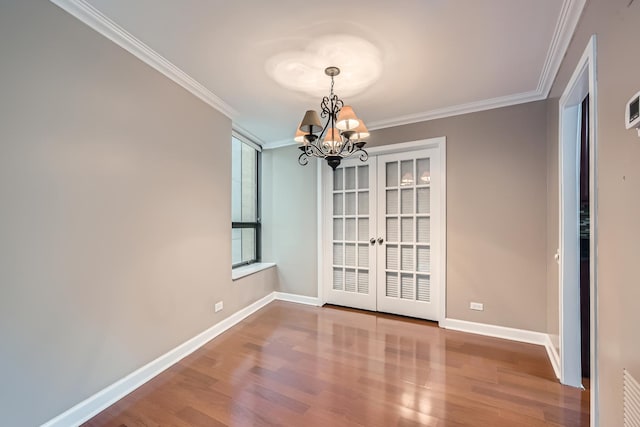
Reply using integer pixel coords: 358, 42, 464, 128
579, 95, 591, 381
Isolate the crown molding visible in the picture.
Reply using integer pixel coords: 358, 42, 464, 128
265, 89, 545, 147
338, 0, 585, 133
50, 0, 238, 119
232, 124, 265, 147
262, 138, 298, 150
536, 0, 587, 97
367, 90, 544, 131
263, 89, 545, 147
52, 0, 585, 144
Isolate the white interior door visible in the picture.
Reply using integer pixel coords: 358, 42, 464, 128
323, 157, 377, 311
376, 149, 441, 320
323, 144, 443, 321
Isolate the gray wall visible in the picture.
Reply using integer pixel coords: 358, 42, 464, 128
546, 0, 640, 424
267, 102, 549, 332
7, 0, 637, 425
546, 98, 560, 354
0, 2, 276, 425
368, 101, 548, 332
262, 146, 318, 297
545, 99, 560, 352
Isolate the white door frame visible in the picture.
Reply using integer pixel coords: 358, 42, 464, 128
317, 137, 447, 321
558, 34, 598, 424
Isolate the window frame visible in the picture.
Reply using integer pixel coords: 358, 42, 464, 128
231, 133, 261, 268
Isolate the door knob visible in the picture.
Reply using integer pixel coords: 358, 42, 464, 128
370, 238, 376, 245
377, 237, 384, 245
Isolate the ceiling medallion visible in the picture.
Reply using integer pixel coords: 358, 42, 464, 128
295, 67, 369, 170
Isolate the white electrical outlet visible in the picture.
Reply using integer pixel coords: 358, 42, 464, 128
214, 301, 224, 312
470, 302, 484, 311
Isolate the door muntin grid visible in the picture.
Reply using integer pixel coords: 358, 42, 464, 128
332, 164, 371, 294
383, 157, 432, 303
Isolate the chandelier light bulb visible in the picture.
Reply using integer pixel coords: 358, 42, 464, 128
323, 127, 342, 153
336, 105, 360, 131
350, 121, 370, 141
294, 126, 306, 144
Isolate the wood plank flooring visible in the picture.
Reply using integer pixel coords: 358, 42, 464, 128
84, 301, 589, 426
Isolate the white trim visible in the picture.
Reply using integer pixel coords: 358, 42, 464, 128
537, 0, 587, 97
316, 159, 325, 305
558, 97, 582, 388
231, 262, 276, 281
49, 0, 237, 119
439, 140, 447, 322
263, 138, 300, 150
232, 129, 263, 151
274, 292, 321, 306
41, 292, 276, 427
262, 0, 585, 145
367, 90, 544, 131
319, 164, 326, 306
588, 36, 599, 426
263, 93, 544, 150
545, 334, 562, 380
41, 291, 321, 426
441, 319, 561, 379
41, 293, 563, 427
557, 34, 598, 422
52, 0, 584, 147
558, 34, 596, 385
367, 137, 445, 155
356, 0, 585, 132
440, 318, 548, 346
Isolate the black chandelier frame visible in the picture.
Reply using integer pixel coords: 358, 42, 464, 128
298, 67, 369, 170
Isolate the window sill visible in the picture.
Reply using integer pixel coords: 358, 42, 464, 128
232, 262, 276, 281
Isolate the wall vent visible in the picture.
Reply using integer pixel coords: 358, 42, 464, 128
624, 369, 640, 427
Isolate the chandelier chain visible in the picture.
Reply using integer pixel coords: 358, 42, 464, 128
330, 75, 335, 98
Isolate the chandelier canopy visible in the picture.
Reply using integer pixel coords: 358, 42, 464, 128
295, 67, 369, 170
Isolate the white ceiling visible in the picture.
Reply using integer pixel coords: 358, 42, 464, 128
81, 0, 576, 145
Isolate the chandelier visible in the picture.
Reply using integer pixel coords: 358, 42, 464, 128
295, 66, 369, 170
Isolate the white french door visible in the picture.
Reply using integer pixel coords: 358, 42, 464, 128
376, 150, 441, 320
323, 156, 377, 311
323, 145, 443, 321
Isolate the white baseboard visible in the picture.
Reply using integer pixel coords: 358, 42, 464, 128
274, 292, 321, 306
439, 319, 562, 380
544, 334, 561, 380
41, 292, 276, 427
439, 318, 548, 346
44, 296, 560, 427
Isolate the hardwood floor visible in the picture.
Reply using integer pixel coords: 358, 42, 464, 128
84, 301, 589, 426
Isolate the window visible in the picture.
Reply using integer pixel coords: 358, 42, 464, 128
232, 135, 260, 267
